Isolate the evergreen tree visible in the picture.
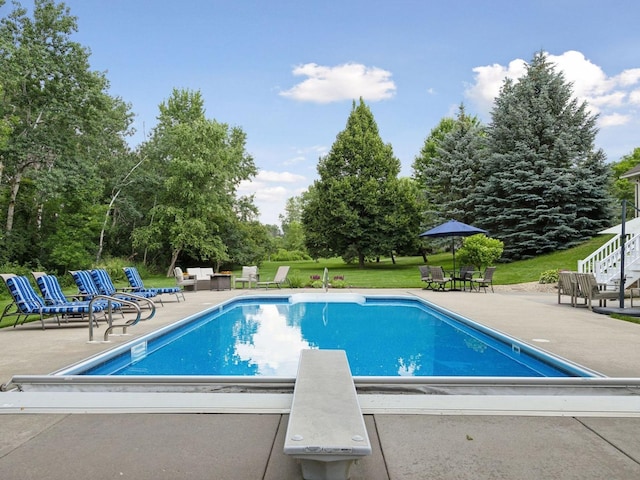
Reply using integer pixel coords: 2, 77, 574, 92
475, 52, 612, 260
417, 104, 486, 225
301, 98, 402, 267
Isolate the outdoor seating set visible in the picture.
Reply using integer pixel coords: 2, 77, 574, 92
0, 267, 184, 334
173, 265, 290, 291
557, 271, 629, 310
419, 265, 495, 292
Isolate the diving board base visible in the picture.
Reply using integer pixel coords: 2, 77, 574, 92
284, 349, 371, 480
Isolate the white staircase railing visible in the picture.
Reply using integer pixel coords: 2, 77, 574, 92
578, 231, 640, 287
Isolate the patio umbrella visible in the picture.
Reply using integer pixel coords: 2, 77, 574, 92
419, 219, 488, 272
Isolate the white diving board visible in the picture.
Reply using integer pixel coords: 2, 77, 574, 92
284, 349, 371, 480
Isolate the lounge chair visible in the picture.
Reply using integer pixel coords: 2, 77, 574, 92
471, 267, 496, 293
174, 267, 197, 291
428, 266, 452, 291
558, 271, 578, 306
70, 270, 155, 320
574, 273, 620, 310
35, 273, 99, 306
256, 266, 290, 289
1, 274, 108, 329
235, 265, 259, 289
123, 266, 185, 302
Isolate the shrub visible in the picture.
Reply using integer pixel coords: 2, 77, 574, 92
270, 249, 312, 262
287, 270, 304, 288
457, 235, 504, 271
539, 269, 559, 284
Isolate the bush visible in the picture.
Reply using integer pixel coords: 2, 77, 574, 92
457, 235, 504, 271
539, 269, 559, 284
94, 257, 129, 283
287, 270, 305, 288
270, 249, 312, 262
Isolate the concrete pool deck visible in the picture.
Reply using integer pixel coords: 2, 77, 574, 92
1, 287, 640, 479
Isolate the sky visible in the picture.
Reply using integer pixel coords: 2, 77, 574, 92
6, 0, 640, 226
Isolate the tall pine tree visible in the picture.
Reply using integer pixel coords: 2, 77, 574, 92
475, 52, 612, 260
417, 104, 486, 226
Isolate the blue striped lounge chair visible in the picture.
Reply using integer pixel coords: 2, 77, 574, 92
35, 274, 120, 316
3, 275, 108, 329
90, 269, 158, 316
123, 266, 184, 303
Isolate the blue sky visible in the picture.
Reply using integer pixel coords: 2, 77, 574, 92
8, 1, 640, 225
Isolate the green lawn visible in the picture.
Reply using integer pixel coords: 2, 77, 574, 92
0, 234, 613, 328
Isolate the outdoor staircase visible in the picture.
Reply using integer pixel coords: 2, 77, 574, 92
578, 218, 640, 288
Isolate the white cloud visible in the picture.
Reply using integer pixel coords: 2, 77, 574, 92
465, 50, 639, 131
252, 170, 306, 184
238, 170, 310, 226
279, 62, 397, 103
616, 68, 640, 87
600, 113, 632, 127
464, 59, 527, 114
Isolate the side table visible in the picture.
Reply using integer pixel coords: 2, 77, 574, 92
210, 274, 232, 291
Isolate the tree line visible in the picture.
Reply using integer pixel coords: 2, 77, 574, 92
1, 1, 638, 277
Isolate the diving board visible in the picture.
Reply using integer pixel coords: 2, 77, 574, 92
284, 349, 371, 480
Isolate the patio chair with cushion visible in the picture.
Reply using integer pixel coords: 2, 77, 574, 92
174, 267, 197, 291
574, 273, 620, 311
257, 266, 290, 289
235, 266, 259, 289
123, 266, 185, 303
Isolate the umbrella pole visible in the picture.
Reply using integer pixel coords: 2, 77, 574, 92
452, 238, 456, 273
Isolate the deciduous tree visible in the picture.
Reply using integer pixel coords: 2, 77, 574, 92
134, 88, 256, 274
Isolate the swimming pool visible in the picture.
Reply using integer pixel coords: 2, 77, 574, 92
55, 293, 598, 379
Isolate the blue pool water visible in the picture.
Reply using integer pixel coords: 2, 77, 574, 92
68, 294, 595, 378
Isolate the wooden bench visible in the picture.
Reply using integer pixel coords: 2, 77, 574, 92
284, 349, 371, 480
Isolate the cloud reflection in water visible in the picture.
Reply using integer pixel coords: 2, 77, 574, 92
234, 304, 312, 376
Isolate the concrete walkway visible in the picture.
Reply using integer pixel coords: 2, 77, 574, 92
1, 287, 640, 479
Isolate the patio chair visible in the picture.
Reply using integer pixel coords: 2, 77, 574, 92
174, 267, 197, 291
458, 265, 476, 291
471, 266, 496, 293
256, 266, 290, 289
558, 271, 578, 306
428, 266, 452, 291
123, 266, 185, 303
418, 265, 434, 290
574, 273, 620, 310
235, 265, 259, 289
2, 275, 108, 329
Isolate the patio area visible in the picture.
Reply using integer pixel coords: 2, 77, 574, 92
1, 287, 639, 479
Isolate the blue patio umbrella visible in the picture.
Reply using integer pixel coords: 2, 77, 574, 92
419, 219, 488, 272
